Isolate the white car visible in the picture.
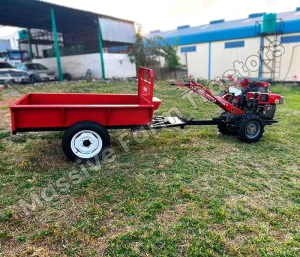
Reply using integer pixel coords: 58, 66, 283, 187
16, 63, 58, 83
16, 63, 72, 83
0, 61, 29, 84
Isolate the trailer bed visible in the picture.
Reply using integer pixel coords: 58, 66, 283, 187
10, 68, 161, 134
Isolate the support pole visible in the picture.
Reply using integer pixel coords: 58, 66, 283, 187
258, 36, 264, 79
27, 29, 34, 60
208, 42, 211, 80
50, 8, 63, 82
97, 19, 106, 79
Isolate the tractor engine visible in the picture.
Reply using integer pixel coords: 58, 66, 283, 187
170, 75, 284, 143
226, 87, 284, 120
223, 79, 284, 120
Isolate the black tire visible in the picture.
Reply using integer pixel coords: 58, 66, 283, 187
62, 121, 110, 162
29, 75, 37, 83
218, 121, 236, 136
218, 112, 236, 136
236, 114, 264, 143
64, 73, 72, 81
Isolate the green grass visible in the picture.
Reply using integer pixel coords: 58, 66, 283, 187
0, 81, 299, 256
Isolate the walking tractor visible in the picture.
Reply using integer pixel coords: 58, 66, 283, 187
10, 68, 284, 162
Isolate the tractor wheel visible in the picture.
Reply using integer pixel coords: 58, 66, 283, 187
62, 121, 110, 162
236, 115, 264, 143
218, 121, 236, 136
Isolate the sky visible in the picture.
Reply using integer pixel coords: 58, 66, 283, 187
0, 0, 299, 37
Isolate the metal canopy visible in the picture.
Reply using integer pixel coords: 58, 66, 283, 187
99, 17, 136, 44
0, 0, 134, 32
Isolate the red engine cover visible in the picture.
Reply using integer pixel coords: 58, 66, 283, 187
247, 92, 282, 105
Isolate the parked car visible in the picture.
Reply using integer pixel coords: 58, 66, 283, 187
16, 63, 72, 83
0, 61, 29, 84
16, 63, 57, 83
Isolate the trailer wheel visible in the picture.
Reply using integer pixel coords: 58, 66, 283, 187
236, 115, 264, 143
218, 121, 236, 136
62, 121, 110, 162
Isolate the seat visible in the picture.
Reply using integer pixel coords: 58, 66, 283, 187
81, 69, 92, 80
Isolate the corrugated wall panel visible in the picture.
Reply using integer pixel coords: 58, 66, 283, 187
0, 39, 11, 51
99, 18, 135, 43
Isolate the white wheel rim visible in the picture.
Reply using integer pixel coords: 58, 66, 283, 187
71, 130, 103, 159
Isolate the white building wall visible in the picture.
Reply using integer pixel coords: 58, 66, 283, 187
176, 34, 300, 82
210, 38, 261, 80
33, 53, 136, 79
102, 54, 136, 78
177, 43, 209, 79
276, 33, 300, 81
178, 51, 187, 66
188, 43, 209, 79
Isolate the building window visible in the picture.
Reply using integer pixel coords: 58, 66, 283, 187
180, 46, 197, 53
224, 41, 245, 49
281, 35, 300, 44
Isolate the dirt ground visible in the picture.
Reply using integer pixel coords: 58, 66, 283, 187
0, 89, 21, 130
0, 110, 11, 130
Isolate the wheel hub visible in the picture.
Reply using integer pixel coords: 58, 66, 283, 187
245, 121, 260, 139
83, 140, 91, 147
247, 124, 256, 134
71, 130, 103, 158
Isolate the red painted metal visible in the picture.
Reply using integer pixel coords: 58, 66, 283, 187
227, 75, 270, 90
10, 67, 162, 133
247, 92, 282, 104
227, 75, 282, 104
172, 77, 244, 115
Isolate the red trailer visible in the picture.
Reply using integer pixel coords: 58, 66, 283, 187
10, 68, 162, 161
10, 68, 284, 162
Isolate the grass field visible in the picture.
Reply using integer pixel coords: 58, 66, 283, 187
0, 81, 299, 256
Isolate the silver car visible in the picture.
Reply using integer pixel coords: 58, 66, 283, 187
16, 63, 57, 83
0, 61, 29, 84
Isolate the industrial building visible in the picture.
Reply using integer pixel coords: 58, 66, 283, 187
0, 39, 13, 51
0, 0, 137, 79
147, 8, 300, 82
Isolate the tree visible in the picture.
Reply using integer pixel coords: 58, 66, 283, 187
128, 33, 180, 70
128, 32, 147, 70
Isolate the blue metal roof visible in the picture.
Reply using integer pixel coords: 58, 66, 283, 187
145, 10, 300, 45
